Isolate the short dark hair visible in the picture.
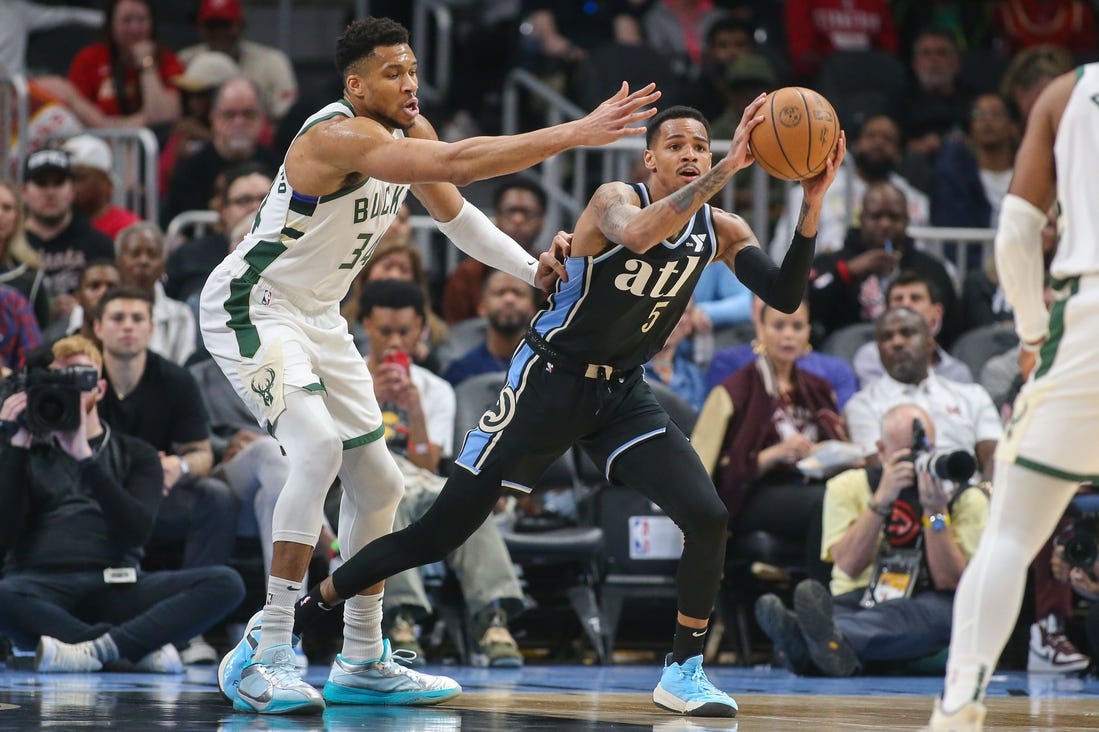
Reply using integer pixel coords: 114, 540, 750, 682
80, 258, 118, 281
224, 161, 274, 194
887, 270, 941, 305
96, 284, 154, 321
913, 26, 959, 51
646, 106, 710, 149
492, 178, 547, 213
705, 17, 755, 48
359, 278, 425, 320
335, 16, 410, 77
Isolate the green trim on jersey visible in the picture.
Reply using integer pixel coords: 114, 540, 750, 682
338, 98, 354, 112
302, 382, 326, 392
243, 240, 288, 273
319, 176, 371, 203
1034, 276, 1078, 380
1015, 455, 1099, 483
1076, 65, 1085, 82
343, 424, 385, 450
224, 268, 261, 358
281, 226, 304, 240
298, 110, 348, 137
288, 196, 318, 217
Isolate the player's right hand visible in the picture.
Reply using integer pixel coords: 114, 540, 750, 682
577, 82, 661, 146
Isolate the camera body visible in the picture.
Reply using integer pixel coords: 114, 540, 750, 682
1058, 505, 1099, 571
1, 366, 98, 435
908, 418, 977, 483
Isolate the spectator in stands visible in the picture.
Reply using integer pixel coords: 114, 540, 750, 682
685, 17, 762, 120
0, 179, 50, 328
180, 0, 299, 122
0, 285, 42, 371
21, 149, 114, 325
343, 205, 449, 369
642, 1, 730, 82
43, 0, 182, 129
892, 0, 996, 55
693, 299, 847, 572
995, 0, 1098, 56
164, 162, 272, 309
852, 271, 971, 388
999, 44, 1074, 122
165, 76, 277, 221
843, 307, 1000, 475
41, 259, 119, 347
444, 270, 538, 387
361, 279, 525, 667
783, 0, 897, 80
159, 51, 241, 197
771, 115, 930, 259
807, 181, 960, 348
706, 296, 858, 408
756, 404, 989, 676
62, 135, 141, 240
1048, 521, 1099, 672
0, 1, 102, 76
93, 286, 237, 665
0, 335, 245, 674
114, 223, 195, 366
444, 179, 547, 323
903, 27, 975, 164
646, 302, 708, 413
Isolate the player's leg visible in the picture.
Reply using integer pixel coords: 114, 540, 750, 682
602, 422, 735, 718
932, 462, 1078, 725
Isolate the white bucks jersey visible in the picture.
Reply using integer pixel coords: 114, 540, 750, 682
235, 100, 410, 305
1051, 64, 1099, 278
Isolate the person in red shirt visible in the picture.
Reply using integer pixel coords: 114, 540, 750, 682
996, 0, 1098, 56
63, 135, 141, 241
55, 0, 182, 128
784, 0, 898, 80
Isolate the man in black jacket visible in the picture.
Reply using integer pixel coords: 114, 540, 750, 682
0, 335, 243, 672
808, 181, 960, 348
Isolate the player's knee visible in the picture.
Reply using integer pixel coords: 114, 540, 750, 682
291, 428, 343, 482
684, 499, 729, 547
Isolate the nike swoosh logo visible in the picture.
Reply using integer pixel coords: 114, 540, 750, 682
692, 629, 708, 637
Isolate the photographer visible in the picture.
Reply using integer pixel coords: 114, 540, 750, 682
0, 335, 243, 672
755, 404, 990, 676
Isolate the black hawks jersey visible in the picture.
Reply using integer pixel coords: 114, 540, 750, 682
531, 182, 717, 369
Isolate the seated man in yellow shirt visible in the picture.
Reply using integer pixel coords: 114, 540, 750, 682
755, 403, 989, 676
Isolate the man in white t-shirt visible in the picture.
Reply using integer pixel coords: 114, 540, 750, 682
359, 278, 525, 668
180, 0, 298, 121
845, 307, 1001, 476
852, 271, 972, 387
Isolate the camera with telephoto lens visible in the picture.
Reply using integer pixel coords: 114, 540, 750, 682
0, 365, 99, 435
908, 418, 977, 483
1057, 504, 1099, 571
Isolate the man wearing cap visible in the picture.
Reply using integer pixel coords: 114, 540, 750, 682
180, 0, 298, 121
63, 135, 141, 241
21, 149, 114, 325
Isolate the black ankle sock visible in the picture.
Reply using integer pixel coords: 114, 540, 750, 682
672, 621, 708, 664
293, 584, 334, 637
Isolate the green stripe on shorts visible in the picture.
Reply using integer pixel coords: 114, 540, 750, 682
224, 269, 261, 358
342, 424, 385, 450
1034, 277, 1079, 380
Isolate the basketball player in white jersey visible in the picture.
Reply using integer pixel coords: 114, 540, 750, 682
927, 64, 1099, 730
199, 16, 659, 715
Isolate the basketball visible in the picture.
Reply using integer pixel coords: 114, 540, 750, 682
748, 87, 839, 181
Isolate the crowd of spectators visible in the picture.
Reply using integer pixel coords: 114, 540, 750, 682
2, 0, 1098, 676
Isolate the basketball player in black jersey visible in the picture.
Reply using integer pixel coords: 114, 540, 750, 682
290, 97, 845, 717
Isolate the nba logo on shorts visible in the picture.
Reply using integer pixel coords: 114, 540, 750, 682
261, 289, 272, 306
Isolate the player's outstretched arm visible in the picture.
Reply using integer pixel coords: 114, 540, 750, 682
718, 131, 846, 313
306, 82, 660, 187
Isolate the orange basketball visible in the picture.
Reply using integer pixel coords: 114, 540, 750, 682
748, 87, 839, 181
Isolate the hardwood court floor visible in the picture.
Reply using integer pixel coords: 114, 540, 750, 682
2, 663, 1099, 731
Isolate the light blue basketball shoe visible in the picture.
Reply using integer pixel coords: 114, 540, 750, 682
322, 639, 461, 706
652, 654, 738, 717
233, 644, 325, 714
218, 611, 306, 702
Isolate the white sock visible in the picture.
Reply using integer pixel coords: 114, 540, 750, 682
940, 659, 990, 713
256, 574, 302, 656
341, 591, 384, 663
91, 633, 120, 663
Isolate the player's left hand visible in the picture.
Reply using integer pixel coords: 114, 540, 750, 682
1019, 341, 1044, 380
534, 231, 572, 291
801, 130, 845, 203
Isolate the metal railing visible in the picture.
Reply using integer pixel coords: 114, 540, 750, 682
909, 225, 996, 284
0, 74, 30, 183
84, 127, 160, 224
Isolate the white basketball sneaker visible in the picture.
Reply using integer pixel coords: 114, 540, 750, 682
233, 644, 325, 715
925, 697, 987, 731
322, 639, 461, 705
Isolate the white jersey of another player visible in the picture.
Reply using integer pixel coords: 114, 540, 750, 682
235, 100, 410, 306
1050, 64, 1099, 279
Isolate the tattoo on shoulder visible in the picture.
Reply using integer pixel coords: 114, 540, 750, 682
593, 185, 635, 241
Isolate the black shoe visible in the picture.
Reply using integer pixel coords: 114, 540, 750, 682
791, 580, 860, 677
754, 593, 812, 674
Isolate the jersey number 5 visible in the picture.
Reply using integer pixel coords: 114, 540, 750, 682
643, 301, 669, 332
